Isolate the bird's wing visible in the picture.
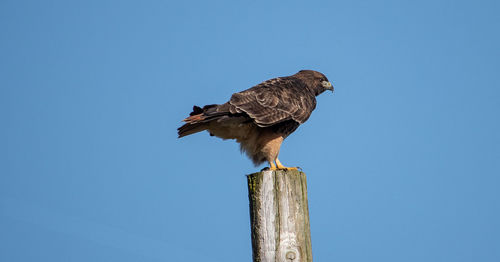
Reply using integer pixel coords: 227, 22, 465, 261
229, 77, 316, 127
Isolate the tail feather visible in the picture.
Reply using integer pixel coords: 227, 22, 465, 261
177, 121, 207, 138
177, 104, 228, 138
183, 113, 206, 124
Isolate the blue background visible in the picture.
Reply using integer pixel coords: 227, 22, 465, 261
1, 0, 499, 261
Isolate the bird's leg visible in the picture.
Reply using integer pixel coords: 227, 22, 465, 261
275, 158, 298, 171
268, 161, 278, 170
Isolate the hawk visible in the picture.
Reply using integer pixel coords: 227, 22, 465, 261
177, 70, 334, 170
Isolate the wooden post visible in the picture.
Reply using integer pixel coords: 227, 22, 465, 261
247, 170, 313, 262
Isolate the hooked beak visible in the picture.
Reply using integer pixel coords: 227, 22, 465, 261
322, 81, 334, 92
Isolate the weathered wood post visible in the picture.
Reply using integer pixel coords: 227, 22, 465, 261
247, 170, 313, 262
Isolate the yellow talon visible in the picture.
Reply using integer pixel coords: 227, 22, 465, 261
275, 159, 298, 171
269, 161, 278, 170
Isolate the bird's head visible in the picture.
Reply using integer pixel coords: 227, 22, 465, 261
295, 70, 334, 96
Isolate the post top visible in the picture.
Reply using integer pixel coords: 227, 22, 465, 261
247, 169, 304, 177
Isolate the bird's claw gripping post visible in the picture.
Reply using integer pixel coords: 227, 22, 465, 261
266, 159, 300, 171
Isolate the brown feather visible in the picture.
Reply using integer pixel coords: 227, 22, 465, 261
177, 70, 332, 166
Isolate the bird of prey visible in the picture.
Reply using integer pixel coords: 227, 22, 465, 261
177, 70, 333, 170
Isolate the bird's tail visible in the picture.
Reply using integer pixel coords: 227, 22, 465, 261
177, 105, 221, 138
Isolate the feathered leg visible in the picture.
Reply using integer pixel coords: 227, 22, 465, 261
261, 134, 298, 170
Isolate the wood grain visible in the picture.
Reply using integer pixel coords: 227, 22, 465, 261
247, 170, 312, 262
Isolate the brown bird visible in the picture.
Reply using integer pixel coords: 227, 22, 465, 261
177, 70, 334, 170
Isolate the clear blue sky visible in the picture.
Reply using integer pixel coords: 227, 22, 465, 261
1, 0, 499, 261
